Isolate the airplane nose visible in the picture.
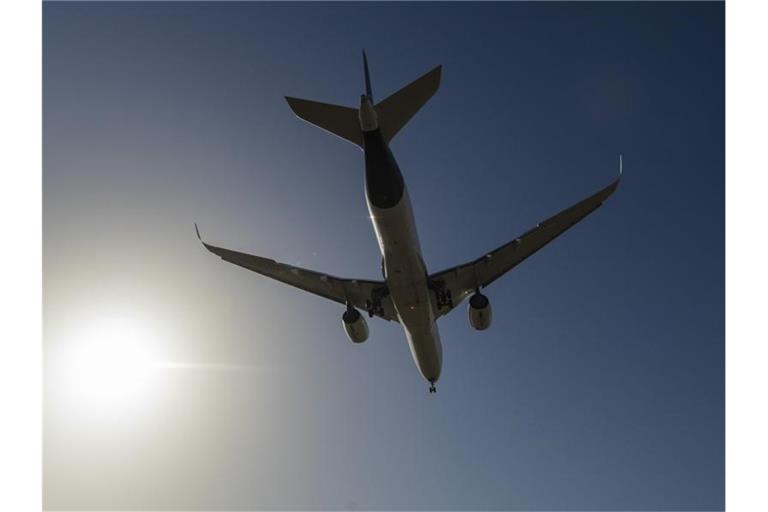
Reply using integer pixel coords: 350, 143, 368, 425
420, 362, 441, 384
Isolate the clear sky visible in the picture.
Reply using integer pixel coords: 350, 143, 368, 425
43, 1, 724, 510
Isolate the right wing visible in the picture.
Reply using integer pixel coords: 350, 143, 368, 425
196, 225, 398, 322
428, 170, 621, 317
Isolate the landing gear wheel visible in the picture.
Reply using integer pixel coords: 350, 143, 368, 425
428, 381, 436, 394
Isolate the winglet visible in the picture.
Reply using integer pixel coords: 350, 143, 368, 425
604, 154, 624, 194
194, 222, 219, 255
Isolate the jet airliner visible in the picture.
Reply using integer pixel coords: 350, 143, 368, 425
197, 53, 620, 393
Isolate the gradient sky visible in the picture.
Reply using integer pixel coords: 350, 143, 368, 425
43, 2, 724, 510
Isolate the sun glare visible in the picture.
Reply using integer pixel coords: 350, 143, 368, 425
54, 314, 167, 418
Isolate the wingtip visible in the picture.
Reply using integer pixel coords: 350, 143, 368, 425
605, 154, 623, 195
194, 222, 201, 241
433, 64, 444, 80
284, 96, 307, 118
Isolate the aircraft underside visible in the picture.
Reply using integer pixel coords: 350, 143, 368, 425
368, 186, 443, 390
196, 52, 620, 393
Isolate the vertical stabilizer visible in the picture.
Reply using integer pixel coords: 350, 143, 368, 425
363, 50, 374, 101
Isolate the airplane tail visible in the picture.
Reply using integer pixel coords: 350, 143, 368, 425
375, 62, 442, 143
284, 96, 363, 147
284, 53, 442, 147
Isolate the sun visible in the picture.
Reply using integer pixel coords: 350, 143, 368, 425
53, 313, 168, 419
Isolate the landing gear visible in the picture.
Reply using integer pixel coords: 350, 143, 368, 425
365, 288, 388, 318
429, 282, 453, 312
428, 381, 437, 394
435, 288, 453, 310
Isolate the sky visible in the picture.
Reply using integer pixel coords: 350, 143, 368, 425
43, 2, 724, 510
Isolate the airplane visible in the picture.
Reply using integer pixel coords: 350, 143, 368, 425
196, 52, 621, 393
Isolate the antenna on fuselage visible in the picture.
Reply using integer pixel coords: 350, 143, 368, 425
362, 49, 373, 101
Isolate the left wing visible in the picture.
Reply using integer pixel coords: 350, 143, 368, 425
195, 225, 398, 322
428, 168, 621, 317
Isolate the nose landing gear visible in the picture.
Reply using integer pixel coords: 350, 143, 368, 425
428, 381, 437, 394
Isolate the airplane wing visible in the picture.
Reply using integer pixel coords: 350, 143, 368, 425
195, 225, 398, 322
428, 170, 621, 318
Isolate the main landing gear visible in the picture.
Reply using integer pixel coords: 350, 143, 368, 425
428, 381, 437, 394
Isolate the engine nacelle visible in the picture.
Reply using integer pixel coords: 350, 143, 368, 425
342, 307, 369, 343
468, 292, 492, 331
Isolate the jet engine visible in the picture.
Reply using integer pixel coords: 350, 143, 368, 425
342, 307, 369, 343
468, 292, 492, 330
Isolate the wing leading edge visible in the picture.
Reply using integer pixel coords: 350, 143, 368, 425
428, 165, 622, 317
195, 225, 398, 322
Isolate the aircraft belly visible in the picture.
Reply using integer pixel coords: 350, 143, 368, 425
405, 324, 442, 382
369, 188, 442, 382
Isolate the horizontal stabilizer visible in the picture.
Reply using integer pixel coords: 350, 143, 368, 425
285, 96, 362, 147
376, 65, 442, 143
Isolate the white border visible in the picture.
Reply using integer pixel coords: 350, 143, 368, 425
727, 1, 768, 512
0, 0, 41, 511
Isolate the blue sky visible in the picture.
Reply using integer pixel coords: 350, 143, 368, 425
44, 2, 723, 510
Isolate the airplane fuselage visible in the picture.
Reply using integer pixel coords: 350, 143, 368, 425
362, 127, 442, 384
